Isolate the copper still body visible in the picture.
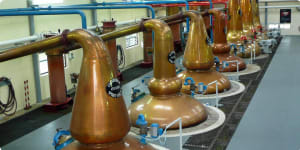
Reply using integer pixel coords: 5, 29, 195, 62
227, 0, 260, 58
177, 11, 231, 94
128, 18, 207, 129
0, 29, 154, 150
252, 0, 268, 40
240, 0, 261, 56
167, 7, 182, 52
204, 9, 246, 72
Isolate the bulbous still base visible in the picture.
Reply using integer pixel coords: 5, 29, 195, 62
178, 69, 231, 94
214, 53, 247, 72
233, 43, 261, 58
62, 135, 155, 150
128, 93, 207, 129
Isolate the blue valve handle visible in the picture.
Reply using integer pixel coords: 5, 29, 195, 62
136, 114, 148, 126
184, 77, 195, 85
197, 82, 207, 94
240, 45, 245, 53
222, 61, 229, 69
136, 114, 148, 144
53, 130, 74, 150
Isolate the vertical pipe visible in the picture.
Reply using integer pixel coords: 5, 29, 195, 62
46, 53, 67, 105
27, 0, 42, 103
91, 0, 98, 25
265, 2, 268, 28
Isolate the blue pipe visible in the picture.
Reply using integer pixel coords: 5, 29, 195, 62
0, 10, 87, 29
64, 1, 190, 32
0, 5, 155, 19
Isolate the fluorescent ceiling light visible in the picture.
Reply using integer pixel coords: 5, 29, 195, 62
32, 0, 63, 5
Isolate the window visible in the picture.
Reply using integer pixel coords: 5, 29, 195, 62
39, 53, 67, 75
268, 24, 279, 30
268, 23, 290, 30
280, 24, 290, 29
125, 33, 139, 49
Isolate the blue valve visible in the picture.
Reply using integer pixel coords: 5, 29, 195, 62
223, 61, 229, 69
184, 77, 197, 97
214, 56, 220, 63
136, 114, 148, 144
214, 56, 220, 71
230, 44, 238, 56
150, 123, 163, 138
53, 130, 74, 150
240, 45, 245, 53
197, 82, 207, 94
184, 77, 195, 85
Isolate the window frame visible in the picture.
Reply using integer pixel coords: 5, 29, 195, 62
39, 53, 68, 76
125, 33, 139, 49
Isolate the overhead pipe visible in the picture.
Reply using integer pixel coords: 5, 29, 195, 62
0, 5, 155, 19
65, 0, 191, 32
259, 5, 300, 9
150, 1, 227, 8
0, 35, 40, 49
0, 10, 87, 29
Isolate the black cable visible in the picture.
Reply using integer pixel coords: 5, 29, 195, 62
117, 45, 126, 70
0, 77, 17, 116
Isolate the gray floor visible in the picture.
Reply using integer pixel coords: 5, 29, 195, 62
227, 36, 300, 150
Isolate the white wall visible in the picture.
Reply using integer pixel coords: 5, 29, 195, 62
259, 1, 300, 35
2, 0, 299, 117
0, 0, 148, 116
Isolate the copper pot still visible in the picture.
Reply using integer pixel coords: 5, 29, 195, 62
227, 0, 260, 58
203, 9, 246, 72
176, 11, 231, 94
240, 0, 261, 56
129, 17, 208, 130
59, 31, 155, 150
252, 0, 268, 40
